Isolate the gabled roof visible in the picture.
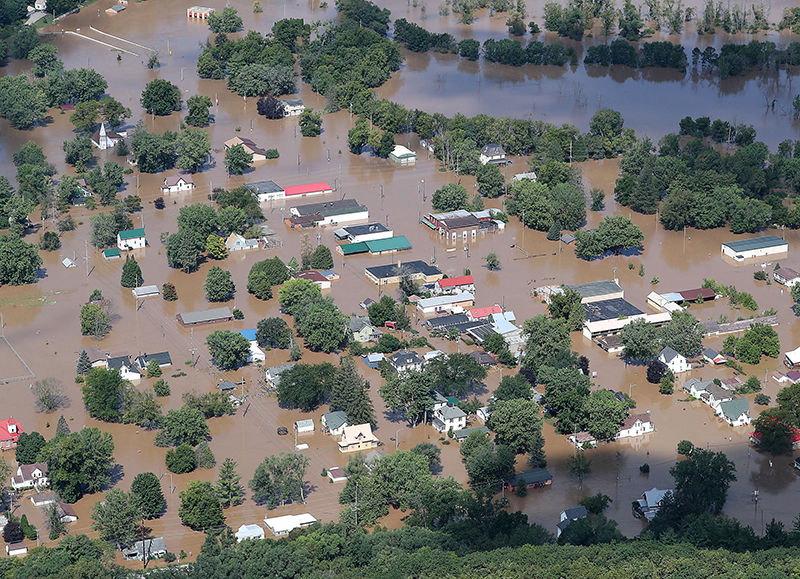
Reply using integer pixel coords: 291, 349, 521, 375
163, 174, 193, 187
135, 352, 172, 368
719, 397, 750, 420
106, 355, 134, 371
642, 487, 672, 507
388, 350, 423, 367
340, 423, 378, 444
481, 144, 506, 156
658, 346, 682, 363
349, 317, 373, 332
620, 413, 652, 430
17, 463, 45, 480
239, 329, 258, 342
293, 270, 329, 283
438, 275, 474, 288
82, 346, 108, 363
322, 410, 348, 431
506, 468, 551, 485
247, 180, 284, 195
470, 305, 502, 319
118, 228, 145, 240
703, 348, 719, 358
562, 506, 588, 519
775, 267, 800, 280
438, 405, 466, 420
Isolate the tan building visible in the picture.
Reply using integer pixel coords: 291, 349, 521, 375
224, 137, 268, 162
338, 424, 379, 453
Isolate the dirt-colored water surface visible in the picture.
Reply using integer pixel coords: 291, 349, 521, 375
2, 0, 800, 568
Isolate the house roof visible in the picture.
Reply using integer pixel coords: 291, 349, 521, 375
341, 423, 378, 444
568, 280, 623, 299
659, 346, 682, 363
438, 275, 474, 288
18, 463, 45, 480
786, 346, 800, 365
247, 180, 284, 195
235, 524, 264, 539
218, 381, 237, 391
454, 425, 489, 439
562, 506, 588, 520
719, 397, 750, 420
265, 514, 317, 534
417, 292, 474, 309
366, 261, 442, 281
178, 307, 233, 325
118, 228, 145, 240
560, 232, 575, 244
703, 348, 719, 358
470, 305, 502, 319
704, 383, 732, 400
295, 419, 314, 429
642, 487, 672, 507
293, 270, 329, 284
722, 236, 787, 252
284, 182, 333, 197
322, 411, 348, 431
440, 215, 480, 229
427, 314, 470, 329
82, 346, 108, 363
239, 329, 258, 342
135, 351, 172, 368
106, 355, 134, 371
163, 174, 193, 187
390, 145, 416, 158
293, 198, 361, 217
103, 248, 121, 258
349, 317, 373, 332
677, 288, 716, 301
364, 236, 412, 253
364, 449, 387, 467
469, 351, 497, 366
388, 350, 424, 367
481, 144, 506, 156
225, 137, 266, 156
775, 267, 800, 280
341, 222, 390, 237
124, 537, 166, 558
439, 405, 466, 420
506, 468, 552, 485
584, 298, 643, 322
58, 503, 78, 518
31, 492, 56, 505
620, 413, 652, 430
283, 98, 304, 107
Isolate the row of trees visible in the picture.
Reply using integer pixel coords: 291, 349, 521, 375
619, 310, 706, 362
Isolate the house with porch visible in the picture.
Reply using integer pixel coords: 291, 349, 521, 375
432, 400, 467, 434
11, 463, 47, 490
557, 507, 588, 538
338, 424, 379, 453
717, 398, 751, 426
479, 144, 506, 165
226, 233, 259, 252
388, 350, 424, 374
616, 413, 655, 439
321, 411, 348, 436
349, 317, 380, 343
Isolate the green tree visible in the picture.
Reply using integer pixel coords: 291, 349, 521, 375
410, 442, 441, 472
130, 128, 176, 173
566, 452, 592, 483
9, 25, 39, 59
247, 257, 288, 300
379, 369, 435, 426
465, 444, 516, 492
204, 266, 235, 302
140, 79, 182, 116
277, 362, 337, 412
735, 323, 780, 364
175, 127, 212, 173
15, 431, 46, 465
56, 414, 70, 437
669, 449, 736, 514
620, 319, 660, 361
45, 504, 66, 540
460, 429, 492, 459
331, 356, 377, 427
130, 472, 165, 519
166, 229, 201, 273
217, 205, 247, 236
427, 353, 487, 397
215, 457, 245, 508
82, 368, 125, 422
590, 188, 605, 211
660, 310, 705, 357
91, 488, 137, 550
476, 162, 505, 198
0, 75, 48, 129
494, 374, 531, 401
431, 183, 469, 211
582, 389, 629, 440
677, 440, 694, 455
224, 143, 253, 175
38, 230, 60, 252
310, 244, 334, 269
206, 330, 251, 370
39, 427, 115, 503
521, 315, 571, 376
62, 135, 93, 168
205, 234, 227, 260
207, 6, 243, 32
178, 203, 219, 240
547, 286, 586, 332
484, 252, 501, 270
146, 359, 162, 379
278, 278, 321, 314
249, 453, 310, 508
79, 303, 111, 339
294, 296, 349, 353
0, 233, 42, 285
166, 443, 197, 474
185, 94, 213, 127
558, 513, 624, 546
120, 255, 142, 288
161, 406, 209, 446
179, 481, 224, 530
256, 317, 292, 349
549, 183, 586, 231
195, 441, 216, 469
487, 398, 545, 456
580, 493, 612, 514
298, 109, 323, 137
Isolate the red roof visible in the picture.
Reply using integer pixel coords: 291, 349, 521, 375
0, 418, 23, 442
751, 423, 800, 444
293, 270, 328, 283
470, 305, 502, 319
678, 288, 716, 301
438, 275, 474, 288
283, 182, 333, 196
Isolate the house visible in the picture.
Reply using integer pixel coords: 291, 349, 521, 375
511, 171, 537, 183
416, 292, 475, 315
0, 418, 23, 450
468, 305, 502, 321
568, 431, 597, 449
82, 347, 109, 368
657, 346, 691, 374
684, 378, 734, 410
248, 180, 285, 202
123, 537, 167, 561
785, 346, 800, 369
134, 352, 172, 372
338, 424, 379, 453
423, 210, 500, 243
701, 314, 779, 337
388, 145, 416, 165
360, 298, 376, 310
104, 3, 125, 13
235, 524, 264, 542
720, 376, 744, 390
327, 467, 347, 482
58, 503, 78, 523
560, 232, 575, 245
454, 425, 490, 442
335, 223, 393, 243
226, 233, 259, 252
703, 348, 726, 365
321, 411, 348, 436
284, 182, 334, 199
102, 248, 121, 261
420, 138, 435, 153
432, 401, 467, 434
117, 228, 146, 251
236, 329, 266, 363
292, 270, 332, 290
479, 144, 506, 165
362, 353, 384, 369
424, 350, 445, 363
73, 179, 92, 206
34, 0, 46, 10
557, 507, 588, 538
349, 317, 380, 343
596, 334, 624, 353
107, 355, 141, 382
91, 122, 125, 149
132, 285, 160, 299
265, 364, 295, 389
224, 137, 268, 161
387, 350, 424, 374
365, 260, 444, 286
717, 398, 751, 426
288, 198, 367, 227
469, 351, 497, 367
218, 381, 237, 392
161, 174, 195, 194
364, 449, 387, 471
294, 419, 314, 433
616, 413, 655, 439
177, 307, 234, 326
187, 5, 215, 18
264, 514, 317, 536
635, 488, 673, 521
11, 463, 47, 490
477, 406, 491, 422
30, 493, 56, 507
281, 98, 305, 116
434, 275, 475, 296
774, 267, 800, 287
504, 468, 552, 492
721, 235, 788, 262
568, 280, 625, 304
5, 543, 27, 557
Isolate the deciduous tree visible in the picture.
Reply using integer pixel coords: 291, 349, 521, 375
204, 266, 235, 302
582, 389, 628, 440
82, 368, 125, 422
0, 233, 42, 285
179, 481, 224, 530
130, 472, 165, 519
277, 362, 337, 411
487, 399, 544, 456
206, 330, 250, 370
166, 229, 201, 273
32, 377, 66, 412
15, 431, 46, 465
249, 453, 310, 508
140, 79, 182, 116
431, 183, 469, 211
224, 144, 253, 175
92, 489, 137, 550
175, 127, 211, 173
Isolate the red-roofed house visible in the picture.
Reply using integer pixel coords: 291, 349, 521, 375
161, 174, 195, 194
283, 182, 333, 198
434, 275, 475, 295
751, 420, 800, 449
468, 305, 502, 321
0, 418, 23, 450
677, 288, 716, 302
292, 271, 332, 290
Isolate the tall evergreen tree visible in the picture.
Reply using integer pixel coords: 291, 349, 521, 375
120, 255, 142, 288
215, 457, 245, 508
130, 472, 165, 519
55, 414, 70, 437
76, 350, 92, 375
332, 357, 377, 428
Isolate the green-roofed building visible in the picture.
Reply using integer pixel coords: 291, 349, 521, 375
103, 248, 121, 260
337, 236, 412, 257
117, 228, 146, 251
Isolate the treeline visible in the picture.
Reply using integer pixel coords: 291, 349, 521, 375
691, 40, 800, 79
585, 39, 687, 70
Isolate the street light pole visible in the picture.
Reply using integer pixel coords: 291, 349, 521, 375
395, 428, 404, 450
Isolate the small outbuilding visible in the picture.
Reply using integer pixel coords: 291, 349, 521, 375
235, 524, 265, 542
5, 542, 27, 557
177, 307, 234, 327
123, 537, 167, 561
132, 285, 159, 299
264, 514, 317, 536
102, 248, 121, 260
295, 419, 315, 433
774, 267, 800, 287
327, 467, 347, 483
388, 145, 416, 165
504, 468, 552, 492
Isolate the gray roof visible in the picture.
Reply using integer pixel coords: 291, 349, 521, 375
124, 537, 166, 559
506, 468, 552, 485
704, 348, 719, 358
568, 280, 623, 299
107, 355, 133, 371
366, 260, 442, 280
266, 363, 296, 386
218, 381, 237, 391
341, 222, 390, 237
364, 449, 387, 468
283, 98, 304, 107
439, 405, 466, 420
322, 410, 348, 431
560, 232, 575, 244
775, 267, 800, 280
584, 298, 643, 322
562, 506, 588, 520
135, 351, 172, 369
293, 199, 361, 217
389, 350, 424, 367
722, 236, 787, 252
178, 307, 233, 325
349, 317, 373, 332
247, 180, 284, 195
426, 314, 470, 329
481, 144, 506, 156
659, 346, 681, 363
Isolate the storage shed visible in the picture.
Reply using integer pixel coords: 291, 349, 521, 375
294, 419, 314, 433
721, 236, 788, 262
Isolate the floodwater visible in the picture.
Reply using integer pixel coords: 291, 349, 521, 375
2, 0, 800, 566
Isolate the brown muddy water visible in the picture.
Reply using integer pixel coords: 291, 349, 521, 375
2, 0, 800, 567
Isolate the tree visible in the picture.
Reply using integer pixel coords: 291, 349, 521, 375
575, 215, 644, 259
161, 406, 209, 446
195, 441, 216, 469
379, 369, 435, 426
487, 399, 545, 456
752, 410, 796, 455
175, 128, 211, 173
331, 357, 377, 427
580, 493, 612, 514
476, 162, 505, 198
179, 481, 224, 530
178, 202, 219, 240
620, 319, 659, 362
32, 377, 65, 412
427, 353, 487, 397
91, 488, 137, 550
249, 453, 310, 508
582, 389, 629, 440
494, 374, 531, 402
558, 514, 624, 546
547, 286, 586, 332
215, 458, 245, 508
207, 6, 243, 32
217, 205, 247, 236
228, 64, 297, 97
294, 296, 349, 353
566, 452, 592, 483
166, 229, 201, 273
15, 431, 46, 465
205, 234, 227, 260
484, 252, 501, 271
277, 362, 337, 412
204, 266, 235, 302
431, 183, 468, 211
460, 429, 492, 460
549, 183, 586, 231
248, 257, 289, 300
82, 368, 125, 422
669, 449, 736, 514
45, 504, 66, 540
120, 255, 142, 288
735, 323, 780, 365
185, 94, 213, 127
130, 129, 176, 173
3, 522, 23, 544
146, 359, 162, 379
130, 472, 165, 519
521, 315, 571, 376
9, 25, 39, 59
0, 75, 48, 129
256, 317, 292, 349
140, 79, 182, 116
166, 443, 197, 474
224, 144, 253, 175
590, 188, 605, 211
162, 283, 177, 301
0, 233, 42, 285
39, 427, 115, 503
257, 95, 286, 119
310, 244, 334, 269
465, 444, 516, 492
298, 109, 323, 137
62, 135, 93, 168
206, 330, 250, 370
677, 440, 694, 455
647, 360, 669, 384
37, 230, 58, 253
661, 310, 705, 357
56, 414, 70, 437
410, 442, 441, 472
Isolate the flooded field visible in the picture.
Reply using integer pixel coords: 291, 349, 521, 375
2, 0, 800, 566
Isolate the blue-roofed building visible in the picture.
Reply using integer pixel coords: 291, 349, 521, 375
239, 329, 258, 342
721, 235, 787, 262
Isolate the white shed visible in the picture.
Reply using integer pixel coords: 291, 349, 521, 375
235, 524, 265, 542
264, 513, 317, 536
294, 419, 314, 433
132, 285, 160, 299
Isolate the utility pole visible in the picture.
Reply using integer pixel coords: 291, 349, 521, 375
140, 506, 148, 569
83, 240, 89, 277
189, 329, 197, 366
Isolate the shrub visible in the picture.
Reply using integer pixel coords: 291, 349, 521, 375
754, 393, 771, 405
232, 308, 244, 319
677, 440, 694, 455
162, 283, 178, 301
166, 443, 196, 474
153, 379, 170, 397
754, 270, 767, 280
639, 463, 650, 473
265, 148, 279, 159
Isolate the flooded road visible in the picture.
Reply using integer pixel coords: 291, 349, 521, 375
1, 0, 800, 564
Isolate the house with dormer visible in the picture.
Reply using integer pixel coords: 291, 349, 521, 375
616, 413, 655, 439
0, 418, 23, 451
11, 463, 48, 490
657, 346, 690, 374
388, 350, 424, 374
106, 355, 142, 382
338, 424, 379, 453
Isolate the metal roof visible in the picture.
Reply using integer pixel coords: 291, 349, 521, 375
339, 242, 369, 255
178, 307, 233, 325
341, 222, 390, 236
584, 298, 643, 322
506, 468, 551, 485
247, 180, 284, 194
365, 236, 411, 253
293, 198, 360, 217
568, 280, 623, 299
366, 260, 442, 280
118, 228, 145, 240
722, 235, 787, 252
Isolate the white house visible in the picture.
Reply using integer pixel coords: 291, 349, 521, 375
774, 267, 800, 287
161, 174, 195, 193
281, 98, 305, 116
34, 0, 46, 10
292, 270, 332, 290
11, 463, 48, 491
616, 413, 655, 439
477, 406, 491, 422
58, 503, 78, 523
717, 398, 752, 426
106, 355, 142, 382
657, 346, 690, 374
479, 144, 506, 165
433, 275, 475, 296
432, 403, 467, 433
235, 524, 265, 542
387, 350, 424, 374
636, 488, 673, 521
683, 378, 734, 410
265, 363, 295, 390
226, 233, 259, 251
321, 411, 348, 436
117, 228, 146, 251
91, 123, 125, 150
264, 514, 317, 536
557, 506, 588, 538
294, 419, 314, 433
